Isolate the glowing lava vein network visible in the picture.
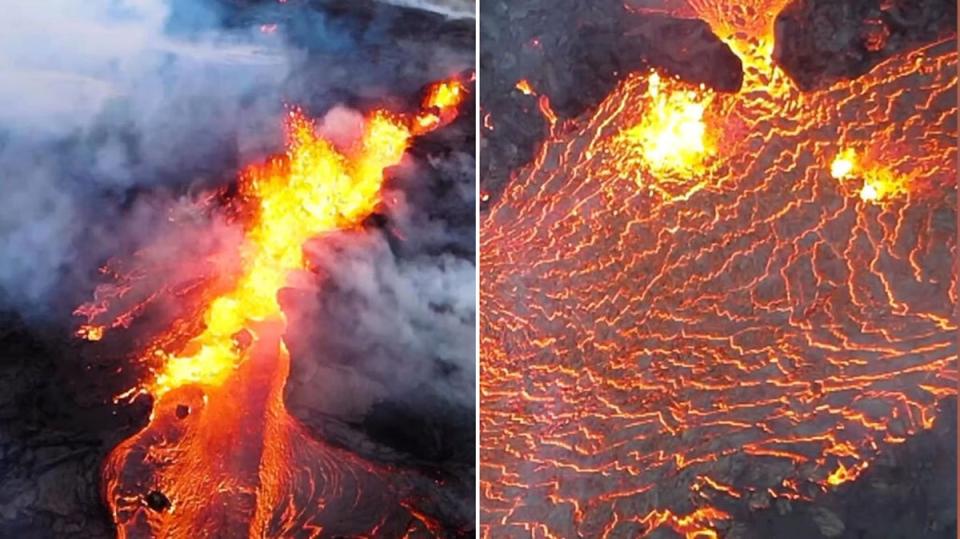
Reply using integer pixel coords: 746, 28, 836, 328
479, 2, 956, 537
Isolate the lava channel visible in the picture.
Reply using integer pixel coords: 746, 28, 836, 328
480, 2, 956, 537
76, 79, 466, 537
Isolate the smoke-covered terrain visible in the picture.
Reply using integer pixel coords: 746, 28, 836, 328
0, 0, 475, 536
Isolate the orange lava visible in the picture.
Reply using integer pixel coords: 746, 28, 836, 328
830, 148, 911, 204
415, 79, 466, 134
516, 79, 536, 96
143, 107, 410, 398
610, 70, 716, 199
480, 2, 956, 537
77, 324, 105, 341
79, 78, 465, 537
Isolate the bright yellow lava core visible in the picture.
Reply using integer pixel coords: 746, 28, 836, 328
621, 71, 714, 176
153, 109, 411, 396
830, 148, 907, 204
830, 148, 857, 179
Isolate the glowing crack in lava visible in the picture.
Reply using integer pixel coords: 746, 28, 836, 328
480, 2, 956, 537
77, 79, 465, 537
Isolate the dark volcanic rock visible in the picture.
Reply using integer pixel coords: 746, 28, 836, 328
0, 321, 126, 539
726, 398, 958, 539
774, 0, 957, 90
175, 404, 190, 419
145, 490, 171, 512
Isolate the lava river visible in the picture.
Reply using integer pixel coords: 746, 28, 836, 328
76, 80, 465, 537
479, 2, 956, 537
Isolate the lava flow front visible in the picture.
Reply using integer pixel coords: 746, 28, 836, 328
76, 79, 464, 537
480, 1, 956, 537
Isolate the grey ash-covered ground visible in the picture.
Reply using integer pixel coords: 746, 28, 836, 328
0, 0, 475, 537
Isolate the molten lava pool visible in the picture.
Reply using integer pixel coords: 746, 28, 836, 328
479, 2, 956, 537
77, 80, 466, 537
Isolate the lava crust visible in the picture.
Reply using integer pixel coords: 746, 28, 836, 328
480, 1, 957, 536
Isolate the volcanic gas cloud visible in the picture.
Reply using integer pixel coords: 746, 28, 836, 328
480, 1, 956, 537
76, 79, 466, 537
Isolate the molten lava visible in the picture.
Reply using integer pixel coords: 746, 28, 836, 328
415, 79, 466, 134
619, 71, 714, 177
150, 108, 409, 397
480, 2, 956, 537
608, 70, 716, 199
830, 148, 857, 180
78, 78, 465, 537
830, 148, 909, 204
78, 324, 105, 341
515, 79, 535, 96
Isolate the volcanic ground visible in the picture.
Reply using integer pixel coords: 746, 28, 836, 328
0, 1, 475, 537
479, 0, 957, 537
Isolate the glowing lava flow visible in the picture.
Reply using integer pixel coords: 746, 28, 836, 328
610, 71, 716, 199
480, 2, 956, 537
79, 78, 464, 537
830, 148, 910, 203
620, 72, 713, 173
146, 107, 411, 397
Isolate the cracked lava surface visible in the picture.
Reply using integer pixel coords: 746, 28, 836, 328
479, 1, 957, 537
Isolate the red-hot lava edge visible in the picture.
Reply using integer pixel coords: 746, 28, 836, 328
76, 77, 469, 538
479, 3, 957, 538
105, 321, 438, 536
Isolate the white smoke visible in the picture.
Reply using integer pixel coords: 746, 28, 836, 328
287, 220, 476, 415
0, 0, 476, 439
377, 0, 476, 19
0, 0, 291, 315
0, 0, 288, 139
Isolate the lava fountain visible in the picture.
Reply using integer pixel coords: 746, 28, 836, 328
76, 79, 465, 537
480, 1, 956, 537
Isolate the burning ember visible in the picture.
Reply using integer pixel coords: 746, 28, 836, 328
77, 78, 465, 536
480, 1, 956, 537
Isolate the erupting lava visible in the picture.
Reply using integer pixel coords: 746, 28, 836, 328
149, 107, 410, 397
619, 72, 714, 177
77, 78, 465, 537
480, 1, 956, 537
830, 148, 910, 203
